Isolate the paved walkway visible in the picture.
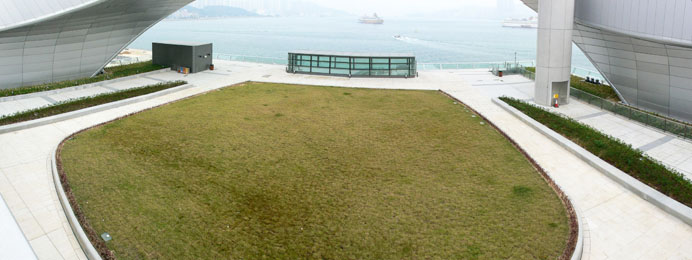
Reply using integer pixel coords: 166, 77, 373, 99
0, 72, 169, 118
0, 61, 691, 259
460, 71, 692, 181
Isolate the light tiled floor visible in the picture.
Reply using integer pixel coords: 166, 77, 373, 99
0, 62, 691, 259
462, 73, 692, 180
0, 72, 172, 118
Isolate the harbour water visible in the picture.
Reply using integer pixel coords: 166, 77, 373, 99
128, 16, 598, 73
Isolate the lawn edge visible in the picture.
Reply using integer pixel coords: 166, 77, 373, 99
439, 91, 581, 260
52, 82, 580, 259
52, 81, 252, 259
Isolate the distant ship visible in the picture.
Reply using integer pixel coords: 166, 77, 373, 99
502, 16, 538, 29
359, 13, 384, 24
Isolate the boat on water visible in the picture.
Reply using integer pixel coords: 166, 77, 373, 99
502, 16, 538, 29
359, 13, 384, 24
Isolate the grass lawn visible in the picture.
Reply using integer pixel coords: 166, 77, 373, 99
60, 82, 570, 259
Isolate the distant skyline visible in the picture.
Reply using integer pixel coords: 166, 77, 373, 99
303, 0, 533, 17
188, 0, 535, 18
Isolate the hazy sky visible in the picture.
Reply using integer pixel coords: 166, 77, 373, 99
307, 0, 531, 17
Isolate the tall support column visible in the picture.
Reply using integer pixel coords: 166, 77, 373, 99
535, 0, 575, 106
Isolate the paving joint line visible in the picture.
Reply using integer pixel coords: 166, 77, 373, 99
202, 71, 231, 76
100, 85, 120, 92
575, 111, 608, 120
141, 75, 166, 82
40, 96, 58, 104
639, 135, 676, 152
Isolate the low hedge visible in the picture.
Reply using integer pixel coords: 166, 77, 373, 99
570, 75, 620, 102
0, 81, 186, 127
0, 61, 166, 98
500, 96, 692, 208
524, 67, 620, 102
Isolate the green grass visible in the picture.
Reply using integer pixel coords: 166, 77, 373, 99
0, 81, 186, 126
0, 61, 166, 98
500, 96, 692, 207
524, 67, 619, 101
60, 82, 570, 259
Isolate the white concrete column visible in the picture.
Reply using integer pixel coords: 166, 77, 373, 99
535, 0, 575, 106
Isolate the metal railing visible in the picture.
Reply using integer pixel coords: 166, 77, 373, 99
572, 67, 604, 82
214, 53, 286, 65
571, 87, 692, 140
519, 67, 604, 84
417, 60, 535, 71
106, 56, 151, 67
209, 54, 605, 82
210, 55, 539, 72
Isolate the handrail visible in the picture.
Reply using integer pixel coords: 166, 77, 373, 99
209, 53, 605, 81
214, 53, 286, 65
570, 87, 692, 140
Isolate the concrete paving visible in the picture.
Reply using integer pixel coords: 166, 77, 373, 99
465, 73, 692, 181
0, 60, 691, 259
0, 75, 168, 118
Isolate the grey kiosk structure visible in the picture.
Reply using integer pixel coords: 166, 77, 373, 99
153, 41, 213, 73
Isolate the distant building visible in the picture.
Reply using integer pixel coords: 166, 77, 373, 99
190, 0, 290, 16
525, 0, 692, 122
0, 0, 193, 90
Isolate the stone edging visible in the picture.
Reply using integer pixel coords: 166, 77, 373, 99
47, 82, 218, 259
0, 83, 195, 135
45, 84, 584, 259
493, 97, 692, 227
440, 91, 583, 260
50, 148, 102, 260
0, 68, 170, 102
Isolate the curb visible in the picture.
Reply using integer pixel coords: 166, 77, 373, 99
0, 68, 170, 102
0, 83, 195, 135
46, 82, 202, 260
50, 149, 102, 260
493, 97, 692, 227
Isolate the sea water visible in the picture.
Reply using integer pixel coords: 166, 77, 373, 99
128, 16, 598, 72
